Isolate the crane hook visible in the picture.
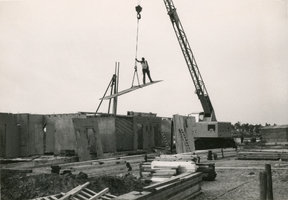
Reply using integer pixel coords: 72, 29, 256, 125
135, 5, 142, 19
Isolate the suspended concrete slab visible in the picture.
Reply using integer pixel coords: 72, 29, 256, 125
100, 80, 162, 100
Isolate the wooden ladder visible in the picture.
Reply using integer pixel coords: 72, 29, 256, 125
33, 182, 117, 200
161, 131, 170, 150
178, 128, 192, 152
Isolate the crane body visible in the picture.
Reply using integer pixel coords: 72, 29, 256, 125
164, 0, 235, 149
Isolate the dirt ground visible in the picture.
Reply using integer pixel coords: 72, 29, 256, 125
1, 157, 288, 200
194, 158, 288, 200
0, 171, 145, 200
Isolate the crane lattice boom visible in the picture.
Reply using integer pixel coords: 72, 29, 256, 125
163, 0, 216, 121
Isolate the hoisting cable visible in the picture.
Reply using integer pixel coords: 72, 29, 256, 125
131, 4, 142, 87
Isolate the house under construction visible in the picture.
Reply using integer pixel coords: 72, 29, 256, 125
0, 112, 172, 160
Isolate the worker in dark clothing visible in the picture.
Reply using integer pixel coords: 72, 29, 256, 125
135, 57, 153, 84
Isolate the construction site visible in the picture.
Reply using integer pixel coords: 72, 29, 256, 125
1, 0, 288, 200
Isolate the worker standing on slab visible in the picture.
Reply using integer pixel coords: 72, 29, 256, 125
135, 57, 153, 84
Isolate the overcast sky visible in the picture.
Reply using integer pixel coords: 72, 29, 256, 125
1, 0, 287, 125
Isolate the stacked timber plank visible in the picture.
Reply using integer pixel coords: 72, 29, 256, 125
153, 154, 199, 162
115, 172, 202, 200
150, 160, 197, 183
139, 154, 198, 181
56, 154, 157, 177
237, 149, 288, 160
139, 154, 217, 181
185, 148, 238, 161
168, 153, 218, 180
32, 182, 117, 200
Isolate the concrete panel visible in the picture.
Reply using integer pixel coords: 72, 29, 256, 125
74, 128, 91, 161
73, 118, 104, 161
29, 115, 44, 156
136, 123, 143, 149
16, 114, 30, 157
115, 117, 134, 151
45, 113, 86, 155
161, 118, 172, 148
143, 123, 150, 149
16, 114, 43, 156
149, 124, 154, 148
34, 124, 44, 155
97, 117, 116, 153
45, 124, 55, 153
0, 123, 6, 157
0, 113, 19, 158
185, 117, 196, 152
134, 116, 162, 150
154, 123, 161, 147
173, 115, 196, 153
87, 128, 97, 153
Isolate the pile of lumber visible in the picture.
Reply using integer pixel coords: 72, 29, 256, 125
115, 172, 202, 200
150, 160, 198, 182
56, 154, 157, 177
139, 155, 197, 180
237, 149, 288, 160
139, 154, 217, 181
189, 148, 238, 161
32, 182, 116, 200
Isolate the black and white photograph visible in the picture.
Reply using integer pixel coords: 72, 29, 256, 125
1, 0, 287, 199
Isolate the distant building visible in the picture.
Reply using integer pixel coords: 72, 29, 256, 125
260, 125, 288, 143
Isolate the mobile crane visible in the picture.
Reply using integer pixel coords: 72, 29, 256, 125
163, 0, 235, 149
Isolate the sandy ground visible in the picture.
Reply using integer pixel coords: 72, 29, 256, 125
194, 158, 288, 200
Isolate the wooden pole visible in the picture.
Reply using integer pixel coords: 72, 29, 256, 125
259, 171, 267, 200
139, 163, 143, 178
265, 164, 273, 200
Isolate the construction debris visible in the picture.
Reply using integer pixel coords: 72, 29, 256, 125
32, 182, 116, 200
53, 154, 158, 177
0, 169, 143, 200
115, 172, 202, 200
